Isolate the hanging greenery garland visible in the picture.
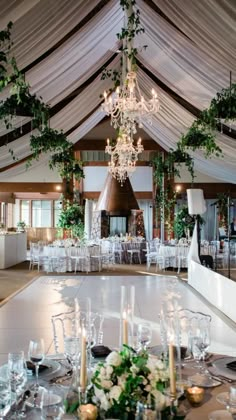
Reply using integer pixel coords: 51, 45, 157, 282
0, 22, 85, 185
49, 147, 85, 182
177, 122, 222, 158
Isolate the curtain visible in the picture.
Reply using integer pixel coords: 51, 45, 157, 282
137, 200, 153, 240
84, 199, 94, 240
201, 199, 217, 241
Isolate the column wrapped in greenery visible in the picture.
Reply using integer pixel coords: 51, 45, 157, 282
57, 200, 84, 239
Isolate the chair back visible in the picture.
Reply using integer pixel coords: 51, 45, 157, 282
51, 307, 104, 353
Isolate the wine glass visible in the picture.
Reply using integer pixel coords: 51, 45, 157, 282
28, 339, 45, 389
137, 322, 152, 351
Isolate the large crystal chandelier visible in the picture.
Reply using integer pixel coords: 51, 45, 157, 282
103, 72, 159, 135
105, 132, 143, 185
103, 0, 159, 183
102, 0, 159, 136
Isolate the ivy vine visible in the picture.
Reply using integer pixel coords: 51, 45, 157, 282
177, 121, 222, 159
49, 147, 85, 182
101, 0, 145, 84
0, 22, 84, 185
151, 148, 194, 237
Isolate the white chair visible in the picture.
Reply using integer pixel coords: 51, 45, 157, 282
29, 242, 48, 271
29, 242, 40, 271
51, 309, 103, 354
112, 241, 124, 264
101, 240, 115, 269
145, 241, 159, 269
71, 245, 91, 273
90, 245, 103, 272
156, 245, 171, 271
176, 245, 189, 273
127, 242, 141, 264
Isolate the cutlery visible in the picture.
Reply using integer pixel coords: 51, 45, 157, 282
49, 369, 73, 384
19, 390, 31, 417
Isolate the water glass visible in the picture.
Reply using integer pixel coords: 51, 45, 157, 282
137, 322, 152, 351
227, 384, 236, 416
0, 378, 11, 419
41, 385, 66, 420
8, 351, 26, 395
64, 336, 80, 368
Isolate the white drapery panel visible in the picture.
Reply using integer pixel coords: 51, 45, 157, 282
0, 60, 117, 168
0, 0, 122, 107
1, 0, 101, 70
137, 0, 232, 109
151, 0, 236, 69
137, 200, 153, 240
138, 69, 236, 183
1, 64, 236, 183
84, 199, 94, 240
0, 108, 106, 180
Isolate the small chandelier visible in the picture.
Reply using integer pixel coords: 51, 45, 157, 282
102, 71, 159, 136
105, 132, 143, 185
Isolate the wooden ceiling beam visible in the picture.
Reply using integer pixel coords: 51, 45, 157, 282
74, 138, 163, 151
0, 182, 63, 193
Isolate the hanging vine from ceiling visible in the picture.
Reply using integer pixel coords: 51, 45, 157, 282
0, 23, 84, 184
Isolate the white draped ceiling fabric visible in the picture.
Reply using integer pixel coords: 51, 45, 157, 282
0, 0, 235, 183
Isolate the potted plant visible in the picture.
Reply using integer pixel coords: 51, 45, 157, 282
201, 81, 236, 125
174, 206, 205, 239
16, 221, 26, 232
57, 201, 84, 239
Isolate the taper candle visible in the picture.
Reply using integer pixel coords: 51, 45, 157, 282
169, 340, 176, 398
123, 310, 128, 345
80, 327, 87, 390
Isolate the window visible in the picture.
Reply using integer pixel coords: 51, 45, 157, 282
32, 200, 51, 227
54, 200, 62, 227
21, 200, 30, 226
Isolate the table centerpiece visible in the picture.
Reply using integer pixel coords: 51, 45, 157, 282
66, 345, 173, 419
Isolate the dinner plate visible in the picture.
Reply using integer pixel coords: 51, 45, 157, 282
208, 410, 232, 420
212, 358, 236, 381
189, 373, 222, 388
27, 359, 61, 378
216, 392, 230, 406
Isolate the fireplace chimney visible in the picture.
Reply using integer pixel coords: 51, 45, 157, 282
96, 174, 139, 215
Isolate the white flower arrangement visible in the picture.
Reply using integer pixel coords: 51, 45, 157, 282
91, 346, 169, 418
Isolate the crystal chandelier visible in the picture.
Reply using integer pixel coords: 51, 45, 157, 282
103, 71, 159, 135
105, 132, 143, 185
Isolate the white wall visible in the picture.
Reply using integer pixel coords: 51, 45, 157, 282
83, 166, 153, 192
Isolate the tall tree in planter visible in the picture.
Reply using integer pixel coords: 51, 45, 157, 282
57, 200, 84, 240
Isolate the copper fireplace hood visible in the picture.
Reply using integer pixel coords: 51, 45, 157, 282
96, 174, 139, 216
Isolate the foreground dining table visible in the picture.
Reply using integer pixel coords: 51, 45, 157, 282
0, 274, 236, 419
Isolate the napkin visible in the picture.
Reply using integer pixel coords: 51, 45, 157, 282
91, 345, 112, 358
226, 360, 236, 371
26, 361, 48, 373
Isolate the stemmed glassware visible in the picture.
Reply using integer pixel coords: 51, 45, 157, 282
191, 320, 211, 377
137, 322, 152, 351
28, 339, 45, 389
0, 376, 11, 419
8, 351, 27, 418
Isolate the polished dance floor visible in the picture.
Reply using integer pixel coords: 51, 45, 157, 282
0, 275, 236, 364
